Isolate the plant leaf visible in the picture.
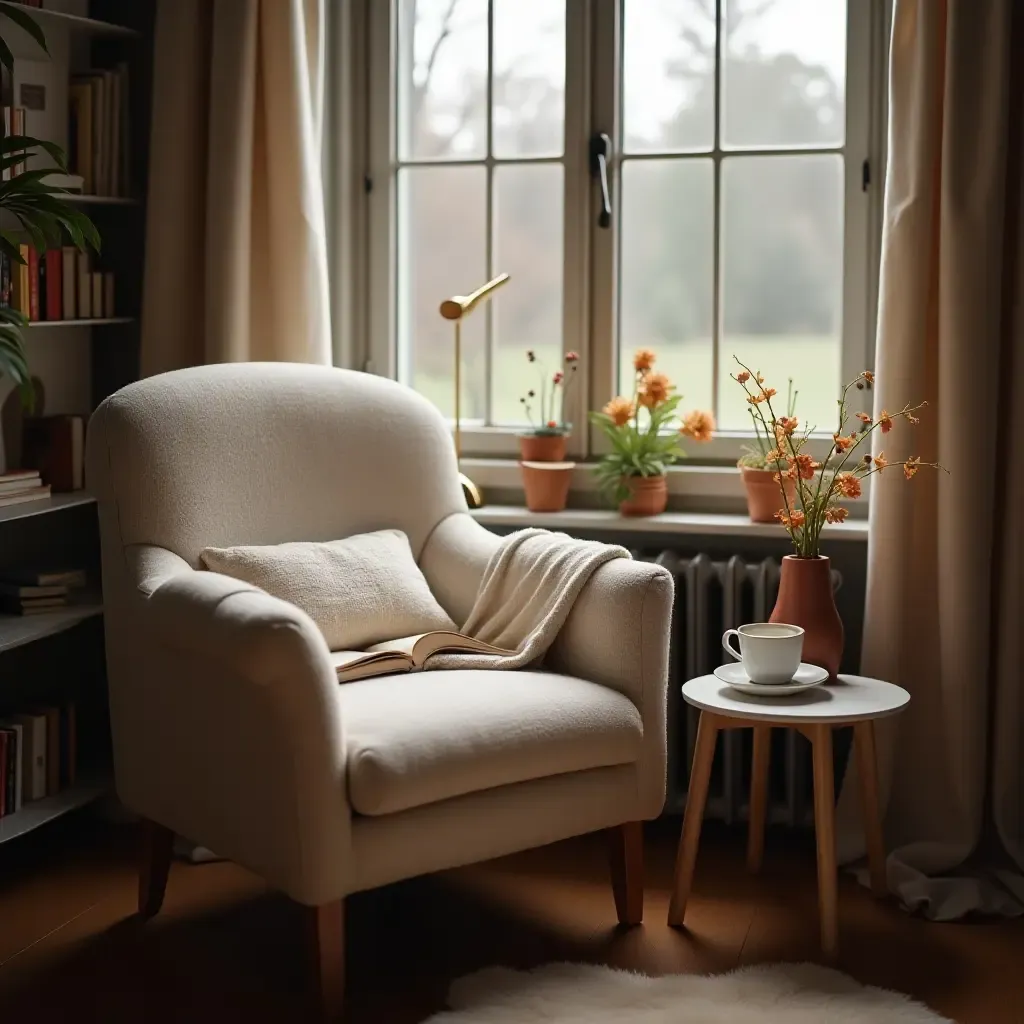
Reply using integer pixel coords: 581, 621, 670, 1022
0, 2, 48, 54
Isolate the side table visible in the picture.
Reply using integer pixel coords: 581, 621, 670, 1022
667, 674, 910, 958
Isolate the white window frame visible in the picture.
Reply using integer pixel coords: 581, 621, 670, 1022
353, 0, 886, 471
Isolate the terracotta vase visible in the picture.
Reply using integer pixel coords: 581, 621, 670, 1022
520, 460, 573, 512
770, 555, 844, 680
619, 474, 667, 517
740, 465, 797, 524
518, 433, 567, 462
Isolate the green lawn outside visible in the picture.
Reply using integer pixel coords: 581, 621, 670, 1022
411, 335, 845, 435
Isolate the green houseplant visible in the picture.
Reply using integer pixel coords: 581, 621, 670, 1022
0, 2, 100, 406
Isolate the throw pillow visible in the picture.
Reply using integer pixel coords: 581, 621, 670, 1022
200, 530, 456, 651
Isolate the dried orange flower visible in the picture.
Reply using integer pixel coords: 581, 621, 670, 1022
637, 372, 673, 408
789, 453, 818, 480
775, 509, 806, 529
835, 472, 862, 499
680, 409, 715, 442
633, 348, 656, 372
904, 455, 921, 479
765, 447, 786, 463
825, 506, 849, 523
862, 370, 875, 384
833, 433, 856, 452
878, 410, 894, 433
873, 451, 889, 471
776, 416, 799, 436
748, 392, 767, 405
756, 373, 765, 384
907, 411, 920, 424
760, 387, 777, 401
603, 396, 634, 427
856, 412, 872, 424
736, 371, 750, 384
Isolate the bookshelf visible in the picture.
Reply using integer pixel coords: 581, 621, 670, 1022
0, 0, 155, 843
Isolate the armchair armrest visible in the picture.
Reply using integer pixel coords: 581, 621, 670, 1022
546, 559, 674, 818
112, 544, 352, 905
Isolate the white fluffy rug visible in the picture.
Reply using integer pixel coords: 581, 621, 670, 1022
425, 962, 952, 1023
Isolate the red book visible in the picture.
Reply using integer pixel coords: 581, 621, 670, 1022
27, 248, 39, 321
45, 250, 62, 321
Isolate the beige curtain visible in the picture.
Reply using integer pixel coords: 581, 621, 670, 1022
837, 0, 1024, 919
141, 0, 330, 374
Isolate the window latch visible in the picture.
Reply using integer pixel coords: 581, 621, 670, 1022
589, 132, 612, 229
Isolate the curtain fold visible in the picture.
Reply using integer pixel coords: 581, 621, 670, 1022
141, 0, 330, 375
836, 0, 1024, 920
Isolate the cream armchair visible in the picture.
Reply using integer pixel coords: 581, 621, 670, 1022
86, 363, 672, 1018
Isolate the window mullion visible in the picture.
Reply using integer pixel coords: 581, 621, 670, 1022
484, 1, 495, 427
712, 0, 723, 422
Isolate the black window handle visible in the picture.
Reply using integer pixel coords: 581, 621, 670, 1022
589, 132, 612, 229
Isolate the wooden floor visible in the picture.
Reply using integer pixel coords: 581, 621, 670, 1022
1, 814, 1022, 1022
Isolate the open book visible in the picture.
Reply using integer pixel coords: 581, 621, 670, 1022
330, 631, 514, 683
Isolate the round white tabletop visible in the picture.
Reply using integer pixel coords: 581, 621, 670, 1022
682, 673, 910, 725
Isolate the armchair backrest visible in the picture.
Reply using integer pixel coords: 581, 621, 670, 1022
86, 363, 467, 567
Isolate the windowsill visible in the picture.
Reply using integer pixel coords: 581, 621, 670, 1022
471, 504, 869, 541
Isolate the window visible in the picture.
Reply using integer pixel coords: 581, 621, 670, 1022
364, 0, 879, 463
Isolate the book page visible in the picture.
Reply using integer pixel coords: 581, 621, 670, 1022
365, 632, 517, 667
330, 649, 412, 681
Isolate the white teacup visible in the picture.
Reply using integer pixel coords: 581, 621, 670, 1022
722, 623, 804, 684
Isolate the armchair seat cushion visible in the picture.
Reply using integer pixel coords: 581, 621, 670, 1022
339, 670, 643, 817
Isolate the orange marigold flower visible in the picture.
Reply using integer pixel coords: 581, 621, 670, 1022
603, 396, 634, 427
736, 370, 750, 384
775, 509, 806, 529
776, 416, 799, 436
633, 348, 656, 372
878, 410, 894, 433
833, 433, 856, 452
788, 453, 818, 480
873, 451, 889, 471
904, 455, 921, 479
546, 420, 557, 428
835, 472, 862, 499
856, 412, 872, 424
637, 372, 673, 408
680, 409, 715, 442
825, 506, 849, 524
862, 370, 875, 384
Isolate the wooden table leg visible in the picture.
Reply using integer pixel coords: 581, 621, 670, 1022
854, 720, 888, 898
668, 711, 719, 927
747, 725, 771, 874
810, 723, 838, 960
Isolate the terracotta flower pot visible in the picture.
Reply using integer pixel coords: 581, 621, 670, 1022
520, 460, 574, 513
770, 554, 844, 680
619, 474, 667, 517
740, 465, 797, 524
518, 433, 567, 462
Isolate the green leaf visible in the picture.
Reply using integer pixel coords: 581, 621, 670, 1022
0, 32, 12, 72
0, 2, 48, 54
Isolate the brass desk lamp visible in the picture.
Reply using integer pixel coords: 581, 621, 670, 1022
439, 272, 510, 509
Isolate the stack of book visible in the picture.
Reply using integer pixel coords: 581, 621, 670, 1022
0, 247, 115, 321
0, 703, 77, 818
0, 470, 50, 509
69, 64, 131, 198
0, 567, 85, 616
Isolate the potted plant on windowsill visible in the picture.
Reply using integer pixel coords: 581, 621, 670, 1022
589, 347, 715, 516
737, 378, 798, 522
732, 357, 946, 678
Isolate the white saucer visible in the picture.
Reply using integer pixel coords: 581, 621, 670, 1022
713, 661, 829, 696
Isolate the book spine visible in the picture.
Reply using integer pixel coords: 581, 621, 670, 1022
13, 108, 25, 174
17, 244, 29, 318
77, 252, 91, 318
38, 246, 48, 320
45, 250, 61, 321
27, 247, 39, 321
62, 247, 76, 319
45, 708, 59, 796
91, 272, 102, 319
29, 715, 46, 799
0, 252, 8, 309
0, 731, 7, 817
103, 272, 114, 319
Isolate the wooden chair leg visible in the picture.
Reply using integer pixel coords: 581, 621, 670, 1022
608, 820, 644, 926
810, 724, 839, 960
747, 725, 772, 874
137, 819, 174, 919
309, 901, 345, 1022
668, 711, 719, 927
854, 720, 888, 898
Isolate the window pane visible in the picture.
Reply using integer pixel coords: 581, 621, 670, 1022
618, 159, 714, 412
398, 0, 488, 161
493, 0, 564, 158
623, 0, 714, 153
722, 0, 846, 149
398, 166, 487, 420
719, 155, 843, 431
491, 165, 563, 426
